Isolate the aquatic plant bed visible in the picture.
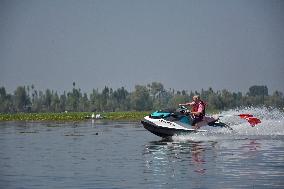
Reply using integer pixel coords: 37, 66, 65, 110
0, 112, 150, 122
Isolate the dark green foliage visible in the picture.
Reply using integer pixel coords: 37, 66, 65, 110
0, 83, 283, 113
247, 85, 268, 97
130, 85, 153, 111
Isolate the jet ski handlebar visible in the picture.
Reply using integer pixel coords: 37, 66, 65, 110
177, 106, 190, 114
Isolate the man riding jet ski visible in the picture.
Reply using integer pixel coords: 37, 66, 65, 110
141, 95, 231, 138
179, 95, 210, 129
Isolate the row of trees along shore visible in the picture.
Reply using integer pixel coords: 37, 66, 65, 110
0, 82, 283, 113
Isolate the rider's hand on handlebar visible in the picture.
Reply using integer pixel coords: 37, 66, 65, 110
185, 110, 190, 113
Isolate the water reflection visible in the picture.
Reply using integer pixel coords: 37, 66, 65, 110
141, 137, 284, 188
143, 139, 209, 179
241, 139, 261, 154
191, 142, 206, 174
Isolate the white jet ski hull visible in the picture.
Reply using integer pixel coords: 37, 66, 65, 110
141, 116, 207, 138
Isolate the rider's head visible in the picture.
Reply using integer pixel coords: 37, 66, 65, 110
193, 95, 200, 102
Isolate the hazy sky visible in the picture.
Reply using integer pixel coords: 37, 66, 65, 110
1, 0, 284, 94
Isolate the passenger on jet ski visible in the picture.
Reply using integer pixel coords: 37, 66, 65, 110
179, 95, 206, 129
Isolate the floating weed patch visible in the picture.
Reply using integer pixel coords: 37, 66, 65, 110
0, 112, 150, 122
0, 112, 90, 121
19, 131, 38, 134
46, 125, 62, 127
64, 134, 85, 137
102, 112, 149, 121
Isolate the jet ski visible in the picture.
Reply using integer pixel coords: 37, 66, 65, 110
141, 106, 232, 138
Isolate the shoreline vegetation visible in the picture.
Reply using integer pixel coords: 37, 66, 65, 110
0, 112, 150, 122
0, 83, 283, 122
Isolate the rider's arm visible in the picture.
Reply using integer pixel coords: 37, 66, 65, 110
179, 102, 194, 106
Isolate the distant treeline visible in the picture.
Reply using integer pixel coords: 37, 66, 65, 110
0, 82, 283, 113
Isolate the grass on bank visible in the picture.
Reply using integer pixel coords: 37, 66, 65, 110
0, 112, 150, 122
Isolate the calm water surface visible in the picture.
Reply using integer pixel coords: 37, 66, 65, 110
0, 115, 283, 188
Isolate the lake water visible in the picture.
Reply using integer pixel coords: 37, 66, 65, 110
0, 108, 284, 189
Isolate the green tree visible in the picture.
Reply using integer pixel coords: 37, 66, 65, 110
13, 86, 30, 112
101, 86, 110, 110
168, 92, 190, 109
221, 89, 236, 109
110, 87, 130, 111
51, 92, 60, 112
247, 85, 268, 97
267, 91, 284, 108
79, 93, 90, 112
0, 87, 13, 112
148, 82, 171, 109
148, 82, 164, 98
67, 88, 81, 111
31, 90, 43, 112
45, 89, 52, 111
130, 85, 152, 111
59, 92, 67, 112
90, 89, 100, 112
